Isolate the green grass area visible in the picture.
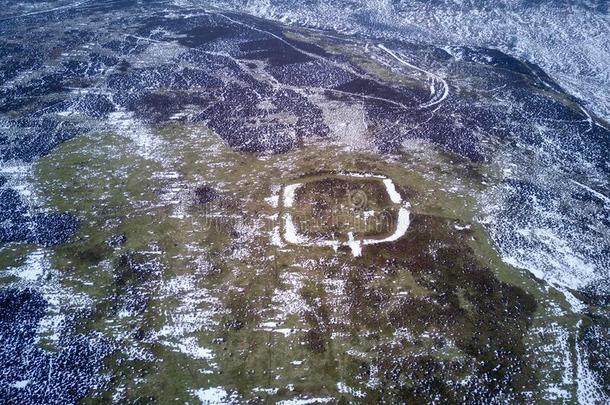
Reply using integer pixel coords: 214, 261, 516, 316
25, 119, 589, 402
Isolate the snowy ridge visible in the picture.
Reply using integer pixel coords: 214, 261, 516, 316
189, 0, 610, 122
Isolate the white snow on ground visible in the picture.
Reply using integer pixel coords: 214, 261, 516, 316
129, 40, 187, 68
192, 0, 610, 123
570, 179, 610, 206
191, 387, 230, 404
279, 174, 410, 256
502, 227, 598, 291
337, 172, 385, 179
526, 314, 576, 401
377, 44, 449, 110
575, 320, 609, 403
2, 2, 607, 400
253, 387, 280, 395
230, 219, 261, 260
282, 213, 308, 245
266, 194, 280, 207
154, 274, 220, 362
362, 205, 410, 245
277, 397, 334, 405
382, 178, 402, 204
0, 0, 93, 22
0, 160, 37, 206
271, 224, 285, 247
107, 111, 165, 161
318, 101, 372, 150
480, 171, 609, 309
347, 232, 362, 257
174, 336, 214, 360
11, 380, 30, 389
2, 248, 92, 348
272, 270, 306, 317
4, 249, 46, 282
556, 286, 586, 314
257, 321, 295, 337
336, 381, 365, 398
282, 183, 302, 208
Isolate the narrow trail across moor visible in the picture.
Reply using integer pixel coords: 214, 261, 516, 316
378, 44, 449, 110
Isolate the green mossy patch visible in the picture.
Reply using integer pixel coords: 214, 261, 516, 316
26, 122, 590, 402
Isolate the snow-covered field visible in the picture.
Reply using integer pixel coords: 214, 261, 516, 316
1, 1, 608, 403
197, 0, 610, 122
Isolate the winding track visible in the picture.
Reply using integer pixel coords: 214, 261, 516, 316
0, 0, 93, 22
214, 12, 443, 111
378, 44, 449, 110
